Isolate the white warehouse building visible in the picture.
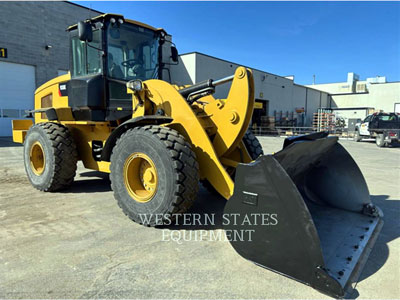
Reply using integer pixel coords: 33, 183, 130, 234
170, 52, 330, 127
170, 52, 399, 129
307, 72, 400, 119
1, 0, 397, 138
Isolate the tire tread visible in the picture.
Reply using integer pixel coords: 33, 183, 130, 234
202, 129, 263, 193
242, 129, 264, 159
25, 122, 78, 191
110, 125, 199, 226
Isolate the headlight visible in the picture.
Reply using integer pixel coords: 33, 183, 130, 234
127, 80, 143, 92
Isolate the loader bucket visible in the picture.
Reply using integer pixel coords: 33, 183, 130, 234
224, 132, 383, 298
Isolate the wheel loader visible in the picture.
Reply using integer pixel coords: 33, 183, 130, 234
12, 14, 383, 298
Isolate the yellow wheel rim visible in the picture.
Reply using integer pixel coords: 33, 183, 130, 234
30, 141, 46, 175
123, 152, 158, 203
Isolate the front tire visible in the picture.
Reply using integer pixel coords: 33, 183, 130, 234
110, 125, 199, 226
23, 122, 78, 191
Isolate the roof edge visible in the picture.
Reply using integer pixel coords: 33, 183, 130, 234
67, 13, 165, 33
180, 51, 290, 82
64, 1, 103, 14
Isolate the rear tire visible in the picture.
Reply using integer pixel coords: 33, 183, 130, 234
23, 122, 78, 191
242, 129, 264, 159
110, 125, 199, 226
202, 129, 264, 193
376, 134, 385, 147
354, 130, 362, 142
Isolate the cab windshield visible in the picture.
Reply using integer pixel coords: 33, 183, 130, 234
107, 22, 159, 81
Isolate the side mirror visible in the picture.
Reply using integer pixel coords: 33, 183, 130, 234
171, 46, 178, 62
78, 21, 93, 42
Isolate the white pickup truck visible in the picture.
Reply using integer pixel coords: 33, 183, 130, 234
354, 113, 400, 147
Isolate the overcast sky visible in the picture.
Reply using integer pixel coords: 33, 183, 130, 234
74, 1, 400, 85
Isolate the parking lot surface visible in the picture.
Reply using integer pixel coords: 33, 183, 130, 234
0, 136, 399, 299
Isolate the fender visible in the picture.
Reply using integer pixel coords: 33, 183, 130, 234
27, 108, 58, 121
100, 115, 173, 161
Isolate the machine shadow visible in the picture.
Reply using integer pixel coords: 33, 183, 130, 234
61, 171, 111, 193
59, 171, 397, 299
162, 191, 398, 300
357, 195, 399, 281
0, 137, 22, 148
161, 185, 226, 230
347, 195, 399, 299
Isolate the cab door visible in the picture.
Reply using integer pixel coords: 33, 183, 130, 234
360, 115, 372, 136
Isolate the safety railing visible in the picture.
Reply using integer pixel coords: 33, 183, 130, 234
250, 126, 357, 139
250, 126, 316, 136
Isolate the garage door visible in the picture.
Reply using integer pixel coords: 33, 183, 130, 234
0, 61, 35, 136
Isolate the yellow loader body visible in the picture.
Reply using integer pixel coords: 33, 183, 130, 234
12, 13, 383, 298
14, 66, 254, 199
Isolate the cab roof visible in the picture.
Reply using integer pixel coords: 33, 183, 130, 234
67, 13, 166, 34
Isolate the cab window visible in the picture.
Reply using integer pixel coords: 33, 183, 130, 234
70, 29, 102, 77
107, 23, 159, 81
87, 30, 102, 74
71, 37, 86, 77
363, 115, 372, 123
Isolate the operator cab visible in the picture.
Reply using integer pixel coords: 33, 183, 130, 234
67, 14, 178, 121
